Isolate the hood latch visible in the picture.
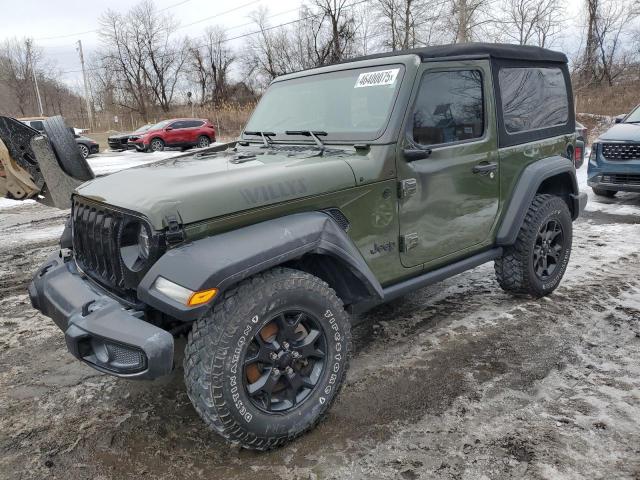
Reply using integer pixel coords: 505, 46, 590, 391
164, 215, 185, 245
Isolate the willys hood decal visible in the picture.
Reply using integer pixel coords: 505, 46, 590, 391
76, 146, 357, 229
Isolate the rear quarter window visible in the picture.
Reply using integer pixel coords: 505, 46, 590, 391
499, 67, 568, 133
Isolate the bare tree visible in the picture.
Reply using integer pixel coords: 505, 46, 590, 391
312, 0, 358, 63
448, 0, 495, 43
94, 0, 187, 118
578, 0, 638, 86
0, 38, 42, 115
374, 0, 447, 50
188, 27, 235, 105
135, 1, 187, 112
500, 0, 564, 47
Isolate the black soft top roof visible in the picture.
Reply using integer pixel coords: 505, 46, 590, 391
347, 42, 568, 64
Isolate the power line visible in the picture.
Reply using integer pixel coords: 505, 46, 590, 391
176, 0, 262, 29
44, 3, 303, 55
35, 0, 195, 41
57, 0, 372, 76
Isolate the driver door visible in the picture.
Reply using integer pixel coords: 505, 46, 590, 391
397, 60, 500, 268
164, 121, 186, 146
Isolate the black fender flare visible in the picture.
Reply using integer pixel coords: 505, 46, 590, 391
496, 155, 580, 246
137, 212, 383, 321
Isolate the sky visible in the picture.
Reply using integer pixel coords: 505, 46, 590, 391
0, 0, 586, 90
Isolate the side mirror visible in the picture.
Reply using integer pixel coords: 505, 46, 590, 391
403, 148, 432, 162
165, 126, 173, 131
614, 115, 625, 124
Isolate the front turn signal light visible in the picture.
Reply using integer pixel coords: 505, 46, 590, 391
153, 277, 218, 307
187, 288, 218, 306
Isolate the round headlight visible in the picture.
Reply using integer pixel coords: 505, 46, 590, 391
120, 220, 151, 271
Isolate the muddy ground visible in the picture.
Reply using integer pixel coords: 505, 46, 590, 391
1, 165, 639, 479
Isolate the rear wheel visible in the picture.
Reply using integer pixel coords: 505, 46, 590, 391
495, 194, 572, 297
184, 267, 351, 450
592, 187, 617, 198
197, 135, 210, 148
149, 138, 165, 152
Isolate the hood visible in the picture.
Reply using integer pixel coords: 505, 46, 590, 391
598, 123, 640, 142
76, 146, 357, 229
76, 135, 97, 144
108, 132, 133, 140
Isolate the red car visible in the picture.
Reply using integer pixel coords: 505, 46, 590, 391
129, 118, 216, 152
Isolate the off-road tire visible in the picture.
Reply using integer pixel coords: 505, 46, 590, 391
149, 138, 165, 152
495, 194, 572, 297
42, 116, 94, 181
184, 267, 352, 450
592, 187, 616, 198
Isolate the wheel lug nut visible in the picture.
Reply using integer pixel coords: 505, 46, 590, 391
292, 351, 300, 359
282, 342, 290, 350
285, 366, 293, 375
270, 352, 278, 360
272, 368, 280, 376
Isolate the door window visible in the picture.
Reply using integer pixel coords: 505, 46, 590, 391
170, 121, 187, 129
183, 120, 203, 128
412, 70, 484, 147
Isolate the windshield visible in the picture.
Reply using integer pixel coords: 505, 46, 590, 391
624, 106, 640, 123
244, 65, 404, 142
134, 123, 153, 133
149, 120, 171, 131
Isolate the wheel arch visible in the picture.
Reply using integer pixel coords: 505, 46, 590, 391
137, 212, 383, 321
496, 155, 580, 246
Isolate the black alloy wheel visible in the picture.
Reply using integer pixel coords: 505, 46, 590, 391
533, 219, 564, 281
244, 310, 327, 413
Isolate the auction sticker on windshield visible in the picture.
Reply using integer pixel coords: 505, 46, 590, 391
354, 69, 400, 88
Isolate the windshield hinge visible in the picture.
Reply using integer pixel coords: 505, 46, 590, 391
164, 215, 185, 245
398, 178, 418, 198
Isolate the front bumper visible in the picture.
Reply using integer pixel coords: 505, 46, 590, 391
588, 173, 640, 193
29, 252, 174, 379
130, 140, 147, 151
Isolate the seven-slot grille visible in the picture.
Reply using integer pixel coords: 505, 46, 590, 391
602, 143, 640, 161
72, 197, 127, 294
601, 174, 640, 186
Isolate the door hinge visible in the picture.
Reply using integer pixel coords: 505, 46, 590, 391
399, 233, 419, 252
398, 178, 418, 198
164, 215, 185, 245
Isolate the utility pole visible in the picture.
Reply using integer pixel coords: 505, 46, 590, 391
26, 40, 44, 116
76, 40, 94, 130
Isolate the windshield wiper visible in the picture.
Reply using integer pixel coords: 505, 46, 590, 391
244, 131, 276, 147
285, 130, 327, 153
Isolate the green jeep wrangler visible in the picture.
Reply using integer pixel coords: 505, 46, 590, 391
10, 43, 587, 450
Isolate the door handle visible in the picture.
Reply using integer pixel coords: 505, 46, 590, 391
472, 162, 498, 175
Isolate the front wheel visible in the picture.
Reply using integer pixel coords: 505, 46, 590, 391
495, 194, 572, 297
149, 138, 165, 152
184, 267, 351, 450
